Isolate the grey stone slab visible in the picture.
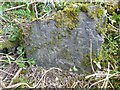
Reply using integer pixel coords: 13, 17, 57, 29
25, 6, 105, 73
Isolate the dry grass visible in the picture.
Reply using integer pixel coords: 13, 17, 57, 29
0, 62, 89, 89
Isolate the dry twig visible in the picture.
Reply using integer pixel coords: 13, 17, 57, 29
6, 82, 33, 88
34, 3, 38, 18
90, 39, 95, 73
8, 68, 22, 86
101, 62, 110, 88
71, 81, 80, 88
35, 67, 62, 88
0, 78, 6, 88
4, 1, 36, 12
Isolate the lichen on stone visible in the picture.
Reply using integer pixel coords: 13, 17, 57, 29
54, 7, 79, 30
60, 48, 72, 60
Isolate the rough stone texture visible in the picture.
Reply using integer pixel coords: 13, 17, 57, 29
25, 6, 104, 73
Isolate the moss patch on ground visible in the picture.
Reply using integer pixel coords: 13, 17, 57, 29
0, 40, 18, 50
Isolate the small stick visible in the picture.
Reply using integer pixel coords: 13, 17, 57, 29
0, 79, 6, 88
103, 62, 110, 88
109, 81, 115, 89
6, 82, 33, 88
89, 78, 105, 88
4, 1, 36, 12
8, 68, 22, 86
0, 15, 7, 22
34, 67, 62, 88
71, 81, 79, 88
34, 3, 38, 18
90, 39, 95, 73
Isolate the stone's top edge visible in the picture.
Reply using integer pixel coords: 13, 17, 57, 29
31, 16, 54, 24
0, 0, 119, 3
32, 5, 105, 22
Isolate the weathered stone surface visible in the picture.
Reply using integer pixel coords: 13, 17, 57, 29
25, 6, 104, 73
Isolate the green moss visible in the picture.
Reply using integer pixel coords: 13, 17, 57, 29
96, 22, 107, 37
106, 4, 118, 15
54, 7, 79, 30
96, 7, 104, 18
82, 54, 91, 67
80, 4, 89, 13
88, 6, 103, 19
81, 52, 96, 68
0, 40, 18, 49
